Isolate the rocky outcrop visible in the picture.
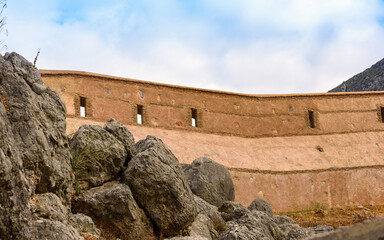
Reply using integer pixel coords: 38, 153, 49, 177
73, 181, 156, 239
104, 118, 136, 165
248, 198, 274, 217
70, 125, 127, 187
69, 214, 101, 239
0, 53, 81, 239
184, 157, 235, 207
330, 57, 384, 92
194, 195, 226, 233
122, 135, 197, 235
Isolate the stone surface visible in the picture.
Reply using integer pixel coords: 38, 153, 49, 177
248, 198, 274, 217
184, 157, 235, 207
69, 213, 101, 239
73, 181, 155, 240
104, 118, 136, 165
166, 237, 210, 240
70, 125, 127, 187
194, 195, 226, 233
32, 193, 69, 223
122, 135, 197, 235
189, 214, 214, 240
0, 53, 74, 238
27, 220, 83, 240
306, 217, 384, 240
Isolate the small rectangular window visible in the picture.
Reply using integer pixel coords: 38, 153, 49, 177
191, 109, 197, 127
137, 105, 143, 124
80, 97, 86, 117
380, 107, 384, 123
308, 110, 315, 128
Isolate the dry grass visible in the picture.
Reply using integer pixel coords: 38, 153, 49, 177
279, 205, 384, 228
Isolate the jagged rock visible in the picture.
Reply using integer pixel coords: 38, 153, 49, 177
189, 214, 214, 240
0, 53, 73, 205
32, 193, 69, 223
122, 135, 197, 235
219, 213, 272, 240
26, 220, 83, 240
218, 201, 249, 221
283, 227, 311, 240
70, 125, 127, 187
273, 215, 297, 225
309, 225, 334, 235
166, 237, 210, 240
184, 157, 235, 207
104, 118, 136, 165
69, 214, 101, 239
0, 53, 74, 238
248, 198, 274, 217
73, 181, 155, 240
252, 210, 284, 240
194, 195, 226, 233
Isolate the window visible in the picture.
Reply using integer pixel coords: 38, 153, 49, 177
191, 108, 197, 127
380, 107, 384, 123
137, 105, 143, 124
80, 97, 86, 117
308, 110, 315, 128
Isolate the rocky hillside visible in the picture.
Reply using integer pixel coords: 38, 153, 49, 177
329, 58, 384, 92
1, 52, 383, 240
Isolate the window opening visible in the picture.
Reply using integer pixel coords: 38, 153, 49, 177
137, 105, 143, 124
80, 97, 86, 117
308, 110, 315, 128
380, 107, 384, 123
191, 109, 197, 127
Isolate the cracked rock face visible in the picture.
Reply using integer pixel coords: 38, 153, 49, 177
0, 52, 77, 238
122, 135, 197, 235
0, 52, 73, 206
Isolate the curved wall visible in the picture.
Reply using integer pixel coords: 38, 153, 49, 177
41, 70, 384, 212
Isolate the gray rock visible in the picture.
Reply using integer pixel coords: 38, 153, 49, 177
32, 193, 69, 223
309, 225, 334, 235
195, 195, 226, 233
104, 118, 136, 165
184, 157, 235, 207
248, 198, 273, 217
252, 210, 284, 240
73, 181, 155, 240
190, 214, 214, 240
166, 237, 210, 240
273, 215, 297, 225
218, 201, 250, 221
219, 213, 271, 240
70, 125, 127, 187
69, 213, 101, 239
26, 220, 83, 240
0, 53, 73, 238
283, 227, 311, 240
122, 135, 197, 235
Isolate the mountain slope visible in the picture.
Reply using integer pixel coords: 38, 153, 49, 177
329, 58, 384, 92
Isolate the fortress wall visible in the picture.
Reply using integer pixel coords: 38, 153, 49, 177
41, 70, 384, 138
65, 117, 384, 212
41, 70, 384, 212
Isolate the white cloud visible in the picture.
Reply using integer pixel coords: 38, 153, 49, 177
4, 0, 384, 94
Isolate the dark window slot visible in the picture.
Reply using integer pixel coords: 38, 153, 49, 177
308, 110, 315, 128
381, 107, 384, 123
137, 105, 143, 124
191, 109, 197, 127
80, 97, 86, 117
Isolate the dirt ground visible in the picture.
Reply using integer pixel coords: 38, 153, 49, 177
279, 204, 384, 228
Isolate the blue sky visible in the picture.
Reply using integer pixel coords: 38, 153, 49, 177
5, 0, 384, 94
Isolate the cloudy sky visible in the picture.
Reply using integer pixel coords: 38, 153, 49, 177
5, 0, 384, 94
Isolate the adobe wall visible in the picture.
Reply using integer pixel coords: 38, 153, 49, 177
41, 70, 384, 212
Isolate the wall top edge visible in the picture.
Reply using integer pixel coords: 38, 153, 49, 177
39, 69, 384, 99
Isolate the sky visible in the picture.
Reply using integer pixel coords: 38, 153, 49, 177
4, 0, 384, 94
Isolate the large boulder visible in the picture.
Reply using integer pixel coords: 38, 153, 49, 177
122, 135, 197, 235
0, 53, 73, 205
73, 181, 155, 239
104, 118, 136, 165
184, 157, 235, 207
70, 125, 127, 187
0, 53, 75, 238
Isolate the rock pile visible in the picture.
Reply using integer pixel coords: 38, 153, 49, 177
0, 52, 372, 240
